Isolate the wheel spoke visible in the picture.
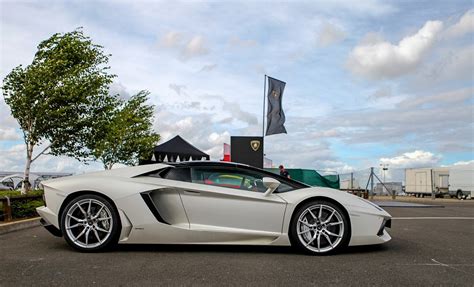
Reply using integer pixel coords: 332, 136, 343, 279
76, 203, 87, 216
322, 232, 333, 248
307, 208, 317, 219
298, 219, 312, 228
66, 223, 82, 230
324, 210, 335, 224
317, 233, 321, 252
318, 205, 323, 220
298, 229, 311, 235
85, 228, 91, 246
305, 232, 318, 247
328, 221, 343, 226
96, 226, 109, 233
73, 227, 87, 242
67, 214, 85, 222
325, 230, 342, 238
93, 229, 101, 243
93, 205, 105, 219
87, 199, 92, 215
97, 216, 111, 221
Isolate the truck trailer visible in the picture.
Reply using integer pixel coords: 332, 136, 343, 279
448, 164, 474, 199
405, 168, 449, 197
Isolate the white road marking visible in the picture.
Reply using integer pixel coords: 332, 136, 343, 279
398, 259, 473, 274
392, 217, 474, 220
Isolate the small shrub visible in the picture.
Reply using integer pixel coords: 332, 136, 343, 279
11, 199, 44, 219
0, 190, 44, 220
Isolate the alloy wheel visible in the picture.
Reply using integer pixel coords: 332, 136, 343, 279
64, 198, 114, 249
296, 204, 345, 253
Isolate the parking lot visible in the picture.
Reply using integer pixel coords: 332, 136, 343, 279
1, 200, 473, 286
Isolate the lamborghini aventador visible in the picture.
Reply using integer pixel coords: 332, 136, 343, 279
37, 161, 391, 255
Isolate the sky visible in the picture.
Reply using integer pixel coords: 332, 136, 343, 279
0, 0, 473, 175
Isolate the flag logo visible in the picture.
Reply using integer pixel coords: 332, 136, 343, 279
250, 140, 261, 151
265, 76, 287, 136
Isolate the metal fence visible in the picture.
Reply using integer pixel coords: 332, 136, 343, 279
339, 167, 473, 199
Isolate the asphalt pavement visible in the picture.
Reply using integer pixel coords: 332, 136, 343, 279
1, 201, 473, 286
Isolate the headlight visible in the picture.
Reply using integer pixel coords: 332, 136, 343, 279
357, 197, 383, 211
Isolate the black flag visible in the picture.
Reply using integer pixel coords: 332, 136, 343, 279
266, 76, 287, 136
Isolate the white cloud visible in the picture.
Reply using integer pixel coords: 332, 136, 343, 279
228, 36, 258, 48
347, 20, 443, 79
397, 87, 473, 109
0, 128, 21, 140
318, 0, 397, 17
380, 150, 441, 168
159, 31, 182, 48
317, 22, 346, 47
199, 63, 217, 72
444, 9, 474, 39
181, 35, 209, 60
109, 81, 131, 100
451, 160, 474, 166
169, 83, 187, 96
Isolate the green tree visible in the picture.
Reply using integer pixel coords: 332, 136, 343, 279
90, 90, 160, 170
2, 29, 116, 193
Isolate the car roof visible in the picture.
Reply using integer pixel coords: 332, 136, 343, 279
167, 161, 250, 169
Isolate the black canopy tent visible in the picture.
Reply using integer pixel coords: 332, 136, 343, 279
153, 135, 210, 162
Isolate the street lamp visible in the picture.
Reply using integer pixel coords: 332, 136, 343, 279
379, 163, 389, 194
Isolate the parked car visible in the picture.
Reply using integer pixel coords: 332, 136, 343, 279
37, 161, 392, 255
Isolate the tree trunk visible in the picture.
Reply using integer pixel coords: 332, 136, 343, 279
21, 143, 34, 194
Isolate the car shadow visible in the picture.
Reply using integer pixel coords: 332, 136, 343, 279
111, 243, 393, 255
114, 244, 294, 254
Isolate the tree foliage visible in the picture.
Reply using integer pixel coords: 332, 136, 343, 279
2, 29, 116, 192
90, 90, 160, 170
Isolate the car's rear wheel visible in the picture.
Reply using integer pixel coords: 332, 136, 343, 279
60, 194, 120, 252
290, 200, 350, 255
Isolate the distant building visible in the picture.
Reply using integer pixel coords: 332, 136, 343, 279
375, 182, 403, 195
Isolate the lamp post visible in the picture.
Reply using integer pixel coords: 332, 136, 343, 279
379, 163, 389, 195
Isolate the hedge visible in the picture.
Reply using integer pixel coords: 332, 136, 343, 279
0, 190, 44, 220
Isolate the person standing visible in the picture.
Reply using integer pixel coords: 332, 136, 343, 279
279, 165, 290, 179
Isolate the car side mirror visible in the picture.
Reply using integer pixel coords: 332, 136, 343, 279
263, 177, 280, 196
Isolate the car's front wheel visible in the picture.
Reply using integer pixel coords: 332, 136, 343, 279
290, 200, 350, 255
60, 194, 121, 252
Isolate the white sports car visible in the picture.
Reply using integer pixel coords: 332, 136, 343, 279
37, 161, 391, 255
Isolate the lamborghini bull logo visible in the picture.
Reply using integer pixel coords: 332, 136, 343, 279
250, 140, 261, 151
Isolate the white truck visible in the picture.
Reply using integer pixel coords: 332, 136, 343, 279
448, 164, 474, 199
405, 168, 449, 197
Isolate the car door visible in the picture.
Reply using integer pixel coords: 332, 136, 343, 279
179, 166, 287, 234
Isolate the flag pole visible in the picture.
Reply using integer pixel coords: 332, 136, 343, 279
262, 74, 267, 137
262, 74, 266, 167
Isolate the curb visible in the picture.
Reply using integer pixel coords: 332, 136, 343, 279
0, 217, 41, 235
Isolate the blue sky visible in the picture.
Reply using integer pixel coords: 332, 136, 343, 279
0, 0, 473, 174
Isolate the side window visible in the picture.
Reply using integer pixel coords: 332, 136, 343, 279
191, 168, 267, 193
276, 183, 295, 193
163, 168, 191, 182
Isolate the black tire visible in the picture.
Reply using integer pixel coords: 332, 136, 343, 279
456, 191, 463, 200
60, 194, 121, 252
289, 200, 350, 255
